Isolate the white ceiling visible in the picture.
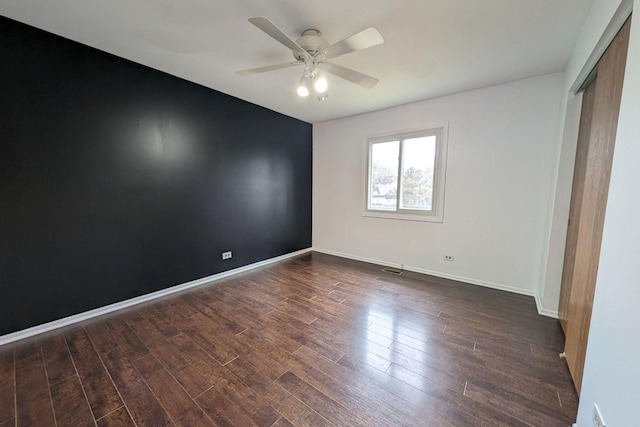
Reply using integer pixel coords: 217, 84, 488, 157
0, 0, 594, 123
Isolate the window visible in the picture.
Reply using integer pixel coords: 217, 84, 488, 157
364, 128, 447, 222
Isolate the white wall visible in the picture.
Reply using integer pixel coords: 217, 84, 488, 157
573, 1, 640, 425
313, 73, 564, 300
538, 92, 582, 313
564, 0, 631, 94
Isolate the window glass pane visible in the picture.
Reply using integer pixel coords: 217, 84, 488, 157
369, 141, 399, 210
400, 136, 436, 211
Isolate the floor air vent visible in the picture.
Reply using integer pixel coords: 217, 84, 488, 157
382, 267, 403, 275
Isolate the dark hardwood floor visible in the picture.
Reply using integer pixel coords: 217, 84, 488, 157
0, 252, 577, 426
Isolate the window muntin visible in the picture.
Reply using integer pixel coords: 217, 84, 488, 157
365, 128, 446, 222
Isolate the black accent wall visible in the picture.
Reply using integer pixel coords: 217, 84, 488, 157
0, 16, 312, 336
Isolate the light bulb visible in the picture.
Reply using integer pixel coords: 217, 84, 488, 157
297, 75, 311, 97
314, 76, 328, 94
297, 85, 309, 97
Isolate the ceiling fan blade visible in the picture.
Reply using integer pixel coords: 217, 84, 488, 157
318, 62, 379, 88
236, 61, 302, 76
322, 27, 384, 60
248, 17, 310, 59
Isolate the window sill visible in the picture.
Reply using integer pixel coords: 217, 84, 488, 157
361, 210, 444, 223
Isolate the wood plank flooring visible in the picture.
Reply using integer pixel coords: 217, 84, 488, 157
0, 252, 577, 426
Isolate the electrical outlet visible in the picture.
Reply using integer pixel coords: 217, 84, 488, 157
222, 251, 232, 260
443, 254, 454, 261
593, 404, 606, 427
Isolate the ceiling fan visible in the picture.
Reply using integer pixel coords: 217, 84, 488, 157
237, 17, 384, 100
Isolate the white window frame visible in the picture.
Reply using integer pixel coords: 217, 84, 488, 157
362, 126, 448, 223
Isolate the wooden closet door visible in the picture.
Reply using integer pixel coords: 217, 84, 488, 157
560, 17, 631, 393
558, 80, 596, 332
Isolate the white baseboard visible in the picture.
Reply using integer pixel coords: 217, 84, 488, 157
0, 248, 312, 346
535, 294, 560, 319
404, 265, 537, 298
313, 247, 559, 318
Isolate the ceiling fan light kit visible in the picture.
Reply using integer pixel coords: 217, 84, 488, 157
297, 59, 329, 100
237, 17, 384, 101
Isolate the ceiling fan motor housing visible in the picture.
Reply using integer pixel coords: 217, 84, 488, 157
293, 29, 329, 60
